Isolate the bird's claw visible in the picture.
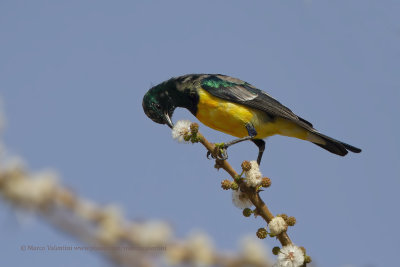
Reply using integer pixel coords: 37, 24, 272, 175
206, 143, 228, 161
216, 147, 228, 161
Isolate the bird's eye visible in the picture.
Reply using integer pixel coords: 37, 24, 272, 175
153, 103, 161, 110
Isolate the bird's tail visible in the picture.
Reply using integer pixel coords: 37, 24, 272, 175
308, 131, 362, 156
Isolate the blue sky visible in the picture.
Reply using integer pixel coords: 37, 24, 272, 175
0, 1, 399, 266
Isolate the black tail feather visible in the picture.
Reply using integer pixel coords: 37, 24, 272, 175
341, 142, 362, 153
312, 132, 362, 156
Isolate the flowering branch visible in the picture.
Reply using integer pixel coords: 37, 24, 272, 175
0, 158, 275, 267
198, 132, 292, 245
172, 121, 311, 267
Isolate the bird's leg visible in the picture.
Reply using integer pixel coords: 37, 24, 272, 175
252, 139, 266, 165
207, 123, 257, 161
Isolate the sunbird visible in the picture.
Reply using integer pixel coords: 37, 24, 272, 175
143, 74, 361, 164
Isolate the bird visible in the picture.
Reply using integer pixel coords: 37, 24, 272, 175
142, 74, 361, 165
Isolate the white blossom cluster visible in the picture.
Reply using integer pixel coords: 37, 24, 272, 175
240, 235, 270, 265
0, 165, 59, 208
276, 244, 305, 267
232, 189, 253, 209
244, 160, 262, 187
165, 231, 214, 265
269, 216, 288, 236
132, 220, 172, 247
171, 120, 192, 143
166, 233, 273, 266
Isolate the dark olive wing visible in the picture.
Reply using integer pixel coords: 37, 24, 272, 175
201, 75, 313, 128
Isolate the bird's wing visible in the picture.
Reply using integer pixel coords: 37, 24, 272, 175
200, 74, 314, 128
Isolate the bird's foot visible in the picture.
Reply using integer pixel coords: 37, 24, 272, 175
206, 143, 228, 161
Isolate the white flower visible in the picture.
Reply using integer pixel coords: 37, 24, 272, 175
186, 231, 214, 266
276, 244, 304, 267
171, 120, 191, 143
96, 205, 123, 245
240, 235, 271, 265
232, 189, 253, 209
3, 170, 58, 207
244, 161, 262, 187
269, 216, 288, 236
132, 221, 172, 246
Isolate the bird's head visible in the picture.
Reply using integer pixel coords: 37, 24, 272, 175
142, 83, 175, 128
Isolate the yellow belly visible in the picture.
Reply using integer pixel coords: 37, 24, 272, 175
195, 88, 310, 140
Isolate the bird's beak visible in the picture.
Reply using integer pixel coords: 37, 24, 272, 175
163, 112, 174, 129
